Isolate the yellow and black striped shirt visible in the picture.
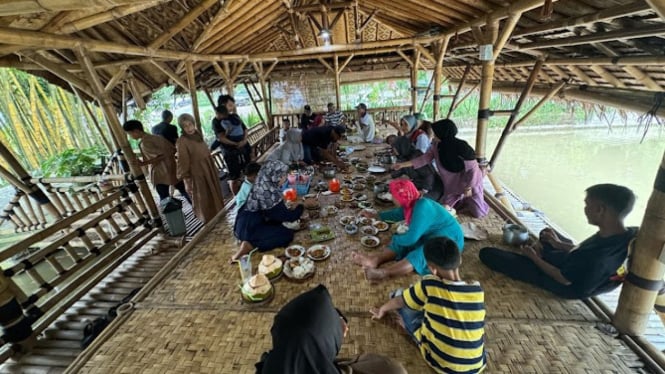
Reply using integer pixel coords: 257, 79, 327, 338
403, 275, 486, 374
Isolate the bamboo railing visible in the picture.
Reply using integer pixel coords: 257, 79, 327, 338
0, 184, 157, 362
271, 105, 412, 129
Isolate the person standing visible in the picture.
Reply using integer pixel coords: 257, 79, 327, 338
214, 96, 252, 194
323, 102, 346, 127
299, 105, 316, 129
176, 114, 224, 223
123, 120, 191, 204
356, 103, 375, 143
151, 110, 179, 145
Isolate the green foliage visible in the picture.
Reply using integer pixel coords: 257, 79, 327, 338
130, 86, 175, 124
40, 146, 105, 178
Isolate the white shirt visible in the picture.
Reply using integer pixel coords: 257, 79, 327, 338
358, 113, 375, 143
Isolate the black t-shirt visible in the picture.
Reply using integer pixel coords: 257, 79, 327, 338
560, 227, 637, 297
302, 126, 335, 149
300, 113, 316, 129
151, 122, 179, 145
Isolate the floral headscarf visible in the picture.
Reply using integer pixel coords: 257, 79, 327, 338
244, 160, 289, 212
389, 179, 420, 225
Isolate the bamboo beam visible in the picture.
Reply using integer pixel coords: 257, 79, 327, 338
415, 44, 437, 66
567, 66, 597, 86
494, 12, 522, 56
513, 1, 651, 37
204, 89, 216, 107
356, 9, 379, 37
447, 64, 472, 119
614, 150, 665, 335
230, 60, 248, 82
334, 56, 342, 109
490, 59, 544, 168
330, 9, 346, 29
624, 66, 663, 90
244, 81, 265, 123
186, 61, 202, 132
646, 0, 665, 21
512, 80, 567, 127
148, 0, 218, 49
518, 24, 665, 50
71, 85, 115, 153
294, 1, 354, 12
475, 20, 499, 163
151, 61, 189, 90
23, 53, 94, 97
410, 49, 421, 112
589, 65, 626, 88
104, 65, 128, 92
127, 75, 146, 110
57, 1, 165, 33
74, 47, 158, 219
0, 0, 159, 16
318, 58, 335, 73
451, 55, 665, 68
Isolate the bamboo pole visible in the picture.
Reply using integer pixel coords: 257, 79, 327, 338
0, 0, 160, 16
512, 81, 567, 127
148, 0, 218, 49
433, 37, 450, 120
445, 55, 665, 69
204, 89, 216, 107
186, 61, 202, 132
518, 24, 665, 50
490, 59, 543, 168
647, 0, 665, 20
23, 53, 94, 97
244, 81, 265, 123
475, 20, 499, 163
74, 48, 158, 220
567, 66, 597, 86
410, 49, 421, 113
589, 65, 626, 88
334, 56, 342, 109
447, 64, 472, 119
614, 149, 665, 335
127, 75, 146, 110
151, 61, 189, 91
57, 1, 165, 33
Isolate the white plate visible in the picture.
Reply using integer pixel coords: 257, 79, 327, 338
368, 166, 386, 173
339, 215, 356, 226
372, 220, 390, 232
307, 244, 331, 261
360, 225, 378, 236
283, 256, 316, 279
285, 245, 306, 258
360, 235, 381, 248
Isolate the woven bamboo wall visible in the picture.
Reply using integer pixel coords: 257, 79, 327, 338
271, 77, 337, 114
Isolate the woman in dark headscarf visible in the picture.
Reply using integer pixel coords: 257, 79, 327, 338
256, 285, 407, 374
232, 160, 304, 261
390, 137, 440, 201
393, 119, 489, 218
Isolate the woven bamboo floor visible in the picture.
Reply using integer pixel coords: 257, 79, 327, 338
71, 148, 650, 374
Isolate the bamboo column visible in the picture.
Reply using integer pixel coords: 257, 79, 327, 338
447, 65, 472, 119
614, 149, 665, 335
475, 20, 498, 162
410, 49, 421, 113
432, 37, 450, 120
74, 48, 159, 220
186, 61, 202, 131
334, 55, 341, 110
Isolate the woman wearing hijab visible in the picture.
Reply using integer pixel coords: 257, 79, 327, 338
268, 128, 304, 165
390, 137, 440, 201
176, 114, 224, 223
384, 115, 430, 154
351, 180, 463, 282
232, 160, 304, 261
394, 119, 489, 218
256, 284, 407, 374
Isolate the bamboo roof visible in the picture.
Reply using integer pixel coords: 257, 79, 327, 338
1, 0, 665, 111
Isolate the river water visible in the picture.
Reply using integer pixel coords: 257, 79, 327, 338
460, 126, 663, 241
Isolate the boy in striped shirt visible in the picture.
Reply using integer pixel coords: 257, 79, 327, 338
371, 237, 486, 373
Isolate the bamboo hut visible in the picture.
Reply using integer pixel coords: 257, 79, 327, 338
0, 0, 664, 372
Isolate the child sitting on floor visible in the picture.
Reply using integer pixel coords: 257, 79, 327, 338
371, 236, 486, 374
235, 162, 261, 210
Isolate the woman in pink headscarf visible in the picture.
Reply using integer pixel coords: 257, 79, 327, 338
351, 180, 464, 282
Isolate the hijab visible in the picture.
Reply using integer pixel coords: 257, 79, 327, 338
177, 113, 204, 142
258, 285, 344, 374
432, 119, 476, 173
401, 115, 417, 135
393, 136, 416, 161
282, 128, 304, 161
244, 160, 288, 212
389, 179, 420, 225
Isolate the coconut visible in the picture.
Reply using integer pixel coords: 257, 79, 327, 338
258, 255, 283, 279
242, 273, 273, 300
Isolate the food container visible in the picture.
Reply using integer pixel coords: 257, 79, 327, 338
345, 224, 358, 235
373, 182, 389, 194
323, 167, 336, 179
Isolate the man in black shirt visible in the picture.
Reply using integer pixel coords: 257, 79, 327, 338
151, 110, 179, 145
299, 105, 316, 130
301, 125, 345, 168
479, 184, 637, 299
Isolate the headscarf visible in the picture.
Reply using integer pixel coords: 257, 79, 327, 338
392, 136, 415, 161
274, 128, 304, 163
258, 285, 343, 374
432, 119, 476, 173
244, 160, 288, 212
401, 115, 417, 134
389, 179, 420, 225
177, 113, 204, 142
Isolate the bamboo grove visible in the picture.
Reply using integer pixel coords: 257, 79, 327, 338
0, 68, 110, 174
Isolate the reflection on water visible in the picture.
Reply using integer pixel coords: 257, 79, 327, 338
460, 126, 663, 241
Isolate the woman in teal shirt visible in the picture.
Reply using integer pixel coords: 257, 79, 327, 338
352, 180, 464, 282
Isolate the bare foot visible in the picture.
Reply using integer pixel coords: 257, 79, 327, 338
230, 241, 252, 263
350, 251, 379, 269
365, 268, 388, 282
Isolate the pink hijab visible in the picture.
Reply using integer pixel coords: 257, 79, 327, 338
389, 180, 420, 225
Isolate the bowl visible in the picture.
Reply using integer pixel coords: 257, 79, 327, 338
344, 224, 358, 235
373, 182, 389, 194
323, 167, 336, 179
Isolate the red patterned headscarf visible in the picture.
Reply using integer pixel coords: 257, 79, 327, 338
389, 179, 420, 225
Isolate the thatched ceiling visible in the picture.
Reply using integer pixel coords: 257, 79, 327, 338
1, 0, 665, 112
